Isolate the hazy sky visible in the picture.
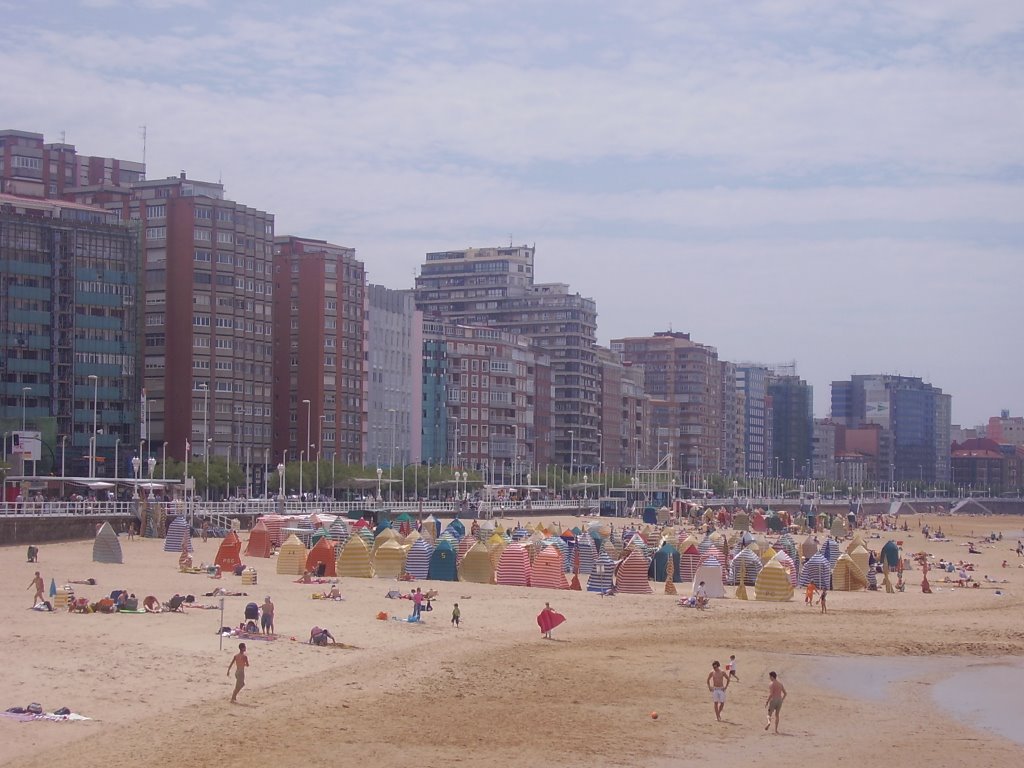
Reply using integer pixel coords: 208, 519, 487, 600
4, 1, 1022, 426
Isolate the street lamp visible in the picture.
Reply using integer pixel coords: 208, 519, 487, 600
147, 456, 157, 499
569, 429, 575, 484
61, 435, 68, 477
318, 414, 326, 499
388, 408, 397, 503
161, 441, 167, 481
583, 474, 588, 501
376, 466, 382, 502
277, 462, 285, 501
131, 455, 141, 498
88, 375, 98, 478
114, 438, 120, 480
199, 383, 209, 499
313, 443, 319, 500
299, 449, 305, 499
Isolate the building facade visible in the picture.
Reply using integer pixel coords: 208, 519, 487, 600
129, 174, 274, 489
719, 360, 745, 478
987, 411, 1024, 447
951, 438, 1024, 493
414, 245, 598, 471
1, 129, 144, 199
366, 286, 422, 472
272, 236, 366, 468
736, 365, 772, 477
0, 193, 140, 479
831, 374, 951, 484
596, 346, 649, 475
612, 331, 721, 482
767, 374, 814, 479
812, 418, 837, 481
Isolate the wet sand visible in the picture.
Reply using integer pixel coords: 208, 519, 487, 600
1, 512, 1022, 767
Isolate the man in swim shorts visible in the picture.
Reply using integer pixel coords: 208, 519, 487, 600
227, 642, 249, 703
260, 596, 274, 635
765, 671, 787, 733
706, 660, 730, 721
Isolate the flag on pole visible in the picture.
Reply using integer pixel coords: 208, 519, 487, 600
140, 388, 148, 441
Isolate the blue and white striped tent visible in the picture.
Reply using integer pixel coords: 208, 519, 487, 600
821, 538, 841, 569
404, 537, 434, 580
328, 518, 350, 544
576, 535, 596, 575
587, 551, 616, 592
163, 516, 192, 553
511, 526, 531, 541
797, 552, 831, 589
730, 547, 762, 585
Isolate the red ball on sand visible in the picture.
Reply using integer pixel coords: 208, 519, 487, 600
650, 711, 658, 719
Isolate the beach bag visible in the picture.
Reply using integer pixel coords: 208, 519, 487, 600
27, 703, 43, 715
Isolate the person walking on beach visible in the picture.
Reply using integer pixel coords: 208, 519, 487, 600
28, 571, 44, 607
537, 601, 565, 639
726, 654, 739, 682
412, 588, 424, 619
451, 602, 460, 628
227, 642, 249, 703
707, 660, 730, 721
819, 588, 828, 614
804, 581, 817, 605
260, 596, 275, 635
764, 671, 787, 733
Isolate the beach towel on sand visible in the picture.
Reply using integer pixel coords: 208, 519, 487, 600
537, 608, 566, 635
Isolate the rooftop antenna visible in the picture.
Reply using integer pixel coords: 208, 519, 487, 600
509, 233, 513, 247
140, 125, 147, 169
60, 130, 66, 144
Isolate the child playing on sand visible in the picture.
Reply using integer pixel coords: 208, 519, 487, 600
805, 582, 817, 605
726, 654, 739, 681
451, 603, 460, 628
226, 642, 249, 703
819, 588, 828, 614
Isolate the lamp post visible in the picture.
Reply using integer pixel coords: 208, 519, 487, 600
376, 466, 382, 503
263, 448, 269, 499
277, 462, 285, 501
61, 435, 67, 477
318, 414, 326, 500
200, 383, 209, 500
88, 375, 98, 478
299, 450, 305, 499
114, 438, 120, 480
131, 455, 140, 498
21, 387, 30, 474
313, 443, 320, 501
583, 474, 588, 501
147, 456, 156, 499
161, 442, 167, 481
568, 429, 575, 486
388, 408, 397, 503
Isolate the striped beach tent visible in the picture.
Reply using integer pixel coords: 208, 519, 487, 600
699, 546, 729, 583
444, 519, 466, 539
848, 544, 870, 579
730, 548, 762, 585
423, 515, 441, 538
692, 556, 726, 598
822, 539, 841, 569
245, 521, 272, 558
495, 543, 532, 587
310, 526, 331, 546
373, 527, 399, 552
336, 534, 375, 578
373, 539, 408, 579
614, 548, 653, 594
576, 535, 596, 575
679, 543, 701, 583
511, 526, 531, 541
830, 516, 847, 539
760, 545, 778, 564
487, 538, 507, 575
306, 537, 338, 577
797, 552, 831, 590
773, 549, 798, 585
832, 553, 867, 591
751, 511, 767, 533
404, 537, 434, 579
328, 517, 350, 544
260, 515, 287, 546
429, 540, 459, 581
587, 550, 616, 593
459, 541, 494, 584
92, 521, 123, 564
755, 558, 794, 601
456, 534, 475, 565
215, 530, 243, 572
732, 511, 750, 531
276, 534, 308, 575
801, 536, 819, 560
775, 533, 798, 562
531, 545, 570, 589
163, 517, 192, 553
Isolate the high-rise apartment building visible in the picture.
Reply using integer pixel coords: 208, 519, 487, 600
0, 193, 140, 478
812, 419, 838, 481
129, 174, 274, 485
420, 319, 547, 479
366, 286, 422, 471
414, 246, 598, 471
612, 331, 721, 480
272, 237, 366, 467
719, 361, 745, 477
767, 374, 814, 479
831, 374, 951, 484
1, 129, 144, 199
596, 346, 649, 474
735, 365, 772, 477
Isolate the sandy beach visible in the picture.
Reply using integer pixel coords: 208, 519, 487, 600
1, 512, 1023, 767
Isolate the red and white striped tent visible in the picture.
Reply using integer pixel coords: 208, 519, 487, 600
679, 543, 701, 582
531, 545, 570, 590
614, 548, 653, 594
772, 550, 798, 585
698, 546, 729, 583
495, 543, 532, 587
456, 534, 476, 566
259, 515, 288, 547
692, 556, 726, 598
